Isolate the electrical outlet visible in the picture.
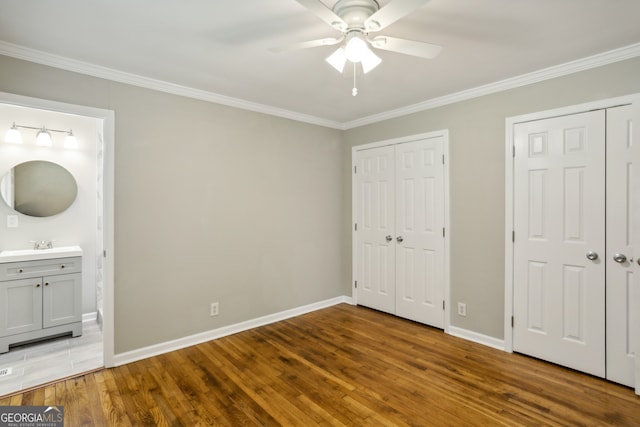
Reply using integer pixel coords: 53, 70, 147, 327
210, 302, 219, 317
7, 215, 18, 228
457, 302, 467, 317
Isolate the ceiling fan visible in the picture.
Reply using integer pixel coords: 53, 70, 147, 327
272, 0, 442, 94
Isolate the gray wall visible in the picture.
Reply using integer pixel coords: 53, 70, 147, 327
343, 57, 640, 339
0, 55, 344, 353
2, 52, 640, 352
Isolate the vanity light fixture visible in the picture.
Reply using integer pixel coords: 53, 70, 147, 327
3, 122, 78, 148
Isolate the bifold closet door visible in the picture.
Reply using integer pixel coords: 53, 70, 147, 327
395, 139, 445, 328
513, 106, 636, 386
354, 145, 396, 314
513, 110, 606, 378
354, 137, 445, 328
606, 104, 636, 387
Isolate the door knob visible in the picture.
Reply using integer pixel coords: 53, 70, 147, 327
385, 235, 393, 242
586, 251, 598, 261
396, 236, 404, 243
613, 253, 627, 263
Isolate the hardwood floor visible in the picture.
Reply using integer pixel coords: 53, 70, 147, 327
1, 303, 639, 426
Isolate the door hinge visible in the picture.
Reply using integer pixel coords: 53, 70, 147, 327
442, 300, 445, 310
355, 223, 358, 231
512, 145, 515, 158
512, 231, 515, 242
442, 154, 445, 165
354, 165, 357, 174
354, 280, 358, 289
103, 250, 107, 258
443, 227, 445, 238
511, 316, 514, 327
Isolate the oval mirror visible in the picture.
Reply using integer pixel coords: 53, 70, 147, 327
0, 160, 78, 217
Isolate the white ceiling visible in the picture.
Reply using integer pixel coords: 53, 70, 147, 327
1, 0, 639, 126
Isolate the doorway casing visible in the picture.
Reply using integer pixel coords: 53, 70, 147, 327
0, 91, 115, 368
351, 130, 451, 334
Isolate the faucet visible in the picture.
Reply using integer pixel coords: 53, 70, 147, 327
31, 240, 54, 250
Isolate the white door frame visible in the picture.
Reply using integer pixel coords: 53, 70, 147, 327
0, 91, 116, 368
504, 93, 640, 393
352, 130, 451, 333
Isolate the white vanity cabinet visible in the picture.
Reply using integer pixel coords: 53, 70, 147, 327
0, 255, 82, 353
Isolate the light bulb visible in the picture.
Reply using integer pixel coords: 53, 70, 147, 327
5, 123, 22, 144
344, 36, 368, 63
64, 130, 78, 149
36, 128, 53, 147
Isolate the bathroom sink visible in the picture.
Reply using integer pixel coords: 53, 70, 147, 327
0, 246, 83, 263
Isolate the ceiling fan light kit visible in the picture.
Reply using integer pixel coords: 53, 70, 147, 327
326, 47, 347, 72
325, 31, 382, 74
344, 32, 369, 62
278, 0, 442, 95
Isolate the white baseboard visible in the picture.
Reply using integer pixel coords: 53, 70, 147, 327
82, 312, 98, 323
448, 326, 506, 351
113, 296, 354, 366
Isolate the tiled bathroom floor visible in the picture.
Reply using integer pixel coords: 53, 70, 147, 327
0, 320, 103, 397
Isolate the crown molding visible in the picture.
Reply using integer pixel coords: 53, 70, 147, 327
0, 41, 343, 130
1, 40, 639, 131
341, 42, 640, 129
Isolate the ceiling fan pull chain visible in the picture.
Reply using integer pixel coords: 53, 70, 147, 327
352, 63, 358, 96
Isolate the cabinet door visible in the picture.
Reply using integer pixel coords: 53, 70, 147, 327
42, 273, 82, 328
0, 278, 43, 336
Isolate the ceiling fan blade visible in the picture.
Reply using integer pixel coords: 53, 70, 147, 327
369, 36, 442, 59
269, 37, 342, 53
295, 0, 348, 31
365, 0, 431, 32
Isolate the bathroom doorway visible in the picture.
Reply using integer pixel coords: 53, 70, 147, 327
0, 92, 114, 396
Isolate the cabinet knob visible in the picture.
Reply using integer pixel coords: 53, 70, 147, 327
18, 269, 23, 273
60, 264, 65, 269
36, 283, 41, 288
45, 282, 49, 287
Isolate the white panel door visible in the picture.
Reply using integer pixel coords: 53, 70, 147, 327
354, 145, 396, 314
513, 110, 606, 377
606, 105, 636, 386
395, 138, 445, 327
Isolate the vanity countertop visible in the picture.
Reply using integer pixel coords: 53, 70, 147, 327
0, 246, 83, 263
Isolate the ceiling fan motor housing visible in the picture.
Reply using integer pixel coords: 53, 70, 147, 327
332, 0, 380, 29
